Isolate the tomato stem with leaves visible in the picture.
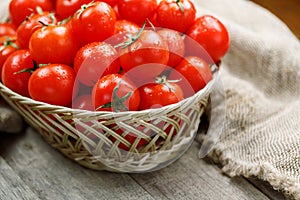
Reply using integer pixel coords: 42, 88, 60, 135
38, 14, 56, 27
0, 36, 19, 52
114, 21, 147, 49
98, 82, 133, 112
155, 76, 180, 92
76, 2, 94, 19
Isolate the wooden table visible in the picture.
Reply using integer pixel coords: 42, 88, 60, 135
252, 0, 300, 39
0, 127, 286, 200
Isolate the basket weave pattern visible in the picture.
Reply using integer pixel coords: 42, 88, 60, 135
0, 0, 219, 172
0, 78, 212, 172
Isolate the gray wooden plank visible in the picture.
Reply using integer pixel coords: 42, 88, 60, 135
0, 156, 39, 200
131, 142, 272, 200
0, 126, 275, 200
0, 128, 154, 200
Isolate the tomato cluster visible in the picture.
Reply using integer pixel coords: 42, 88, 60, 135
1, 0, 230, 112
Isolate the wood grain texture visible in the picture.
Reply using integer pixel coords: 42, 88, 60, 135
0, 129, 154, 200
131, 143, 271, 200
0, 127, 273, 200
0, 157, 39, 200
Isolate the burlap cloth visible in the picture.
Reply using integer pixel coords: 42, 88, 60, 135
196, 0, 300, 199
1, 0, 300, 199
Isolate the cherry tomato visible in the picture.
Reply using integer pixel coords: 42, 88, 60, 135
0, 36, 20, 80
101, 0, 118, 7
16, 12, 56, 49
113, 20, 140, 36
169, 56, 212, 98
119, 29, 169, 84
29, 24, 79, 65
72, 94, 94, 111
156, 0, 196, 33
186, 15, 230, 63
92, 73, 140, 112
9, 0, 54, 27
138, 76, 184, 139
117, 0, 157, 25
73, 42, 120, 87
157, 28, 185, 67
28, 64, 77, 106
1, 50, 35, 97
109, 19, 140, 46
70, 1, 116, 46
110, 123, 150, 151
0, 23, 16, 37
138, 76, 184, 110
55, 0, 91, 21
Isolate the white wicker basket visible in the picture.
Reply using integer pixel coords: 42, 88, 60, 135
0, 70, 217, 172
0, 0, 219, 172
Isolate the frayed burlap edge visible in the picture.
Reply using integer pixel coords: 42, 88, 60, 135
208, 143, 300, 200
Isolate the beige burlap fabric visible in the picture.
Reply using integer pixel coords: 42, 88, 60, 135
196, 0, 300, 199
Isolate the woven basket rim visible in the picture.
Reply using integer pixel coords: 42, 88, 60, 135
0, 67, 219, 116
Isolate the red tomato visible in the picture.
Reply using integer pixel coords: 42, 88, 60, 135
101, 0, 118, 7
73, 42, 120, 87
0, 36, 20, 80
16, 12, 56, 49
72, 94, 94, 111
169, 56, 212, 98
92, 74, 140, 112
138, 76, 184, 110
109, 19, 140, 46
110, 123, 150, 151
119, 29, 169, 84
55, 0, 91, 21
0, 23, 16, 37
117, 0, 157, 25
70, 1, 116, 46
29, 25, 79, 65
156, 0, 196, 33
9, 0, 54, 27
28, 64, 77, 106
157, 28, 185, 67
113, 20, 140, 36
1, 50, 35, 97
186, 15, 230, 63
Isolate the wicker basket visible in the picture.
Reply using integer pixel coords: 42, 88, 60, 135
0, 69, 218, 172
0, 0, 219, 172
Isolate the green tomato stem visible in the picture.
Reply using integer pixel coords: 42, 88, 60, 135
114, 21, 147, 49
175, 0, 185, 14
